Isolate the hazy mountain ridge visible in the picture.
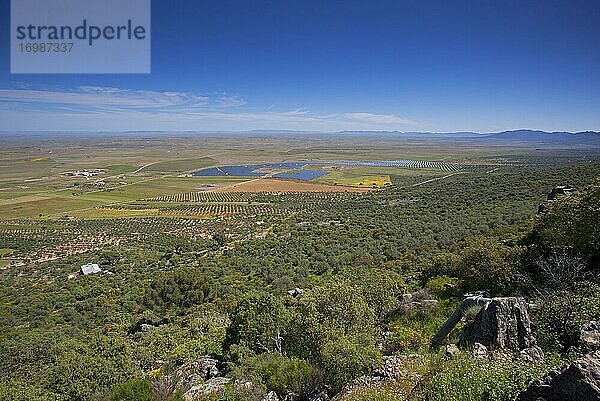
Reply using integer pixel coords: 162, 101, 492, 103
1, 129, 599, 145
337, 129, 600, 145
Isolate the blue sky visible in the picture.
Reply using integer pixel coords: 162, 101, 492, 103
1, 0, 599, 132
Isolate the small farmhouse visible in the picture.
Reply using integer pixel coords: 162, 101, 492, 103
80, 263, 101, 275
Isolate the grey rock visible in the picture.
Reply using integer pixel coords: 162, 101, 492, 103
287, 288, 303, 298
422, 299, 439, 307
184, 377, 230, 401
373, 356, 406, 380
519, 346, 545, 364
372, 354, 422, 380
283, 392, 300, 401
460, 297, 537, 352
581, 321, 600, 350
518, 351, 600, 401
176, 356, 220, 391
445, 344, 460, 359
547, 185, 575, 201
140, 323, 155, 332
472, 342, 489, 360
308, 389, 330, 401
262, 391, 280, 401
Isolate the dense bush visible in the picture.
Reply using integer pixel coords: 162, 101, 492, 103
534, 282, 600, 353
224, 293, 290, 354
526, 180, 600, 267
320, 337, 382, 392
110, 379, 156, 401
0, 382, 67, 401
423, 237, 524, 296
230, 352, 322, 398
145, 269, 217, 312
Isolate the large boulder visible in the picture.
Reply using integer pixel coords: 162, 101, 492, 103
517, 351, 600, 401
460, 297, 537, 351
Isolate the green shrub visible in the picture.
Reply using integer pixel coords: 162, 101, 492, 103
224, 292, 290, 354
425, 276, 458, 299
46, 335, 138, 401
231, 352, 321, 398
533, 282, 600, 353
0, 382, 67, 401
320, 337, 382, 393
423, 237, 524, 296
110, 379, 156, 401
292, 280, 378, 358
527, 180, 600, 267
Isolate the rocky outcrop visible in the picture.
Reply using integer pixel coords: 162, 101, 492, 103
331, 355, 422, 400
432, 296, 544, 362
398, 291, 438, 313
307, 388, 330, 401
547, 185, 575, 201
184, 377, 231, 401
262, 390, 280, 401
176, 356, 220, 392
372, 354, 421, 380
581, 321, 600, 351
430, 292, 491, 350
517, 351, 600, 401
460, 297, 537, 351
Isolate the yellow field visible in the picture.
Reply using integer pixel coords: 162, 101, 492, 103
351, 176, 392, 188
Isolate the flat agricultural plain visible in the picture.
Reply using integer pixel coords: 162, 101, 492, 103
1, 132, 598, 268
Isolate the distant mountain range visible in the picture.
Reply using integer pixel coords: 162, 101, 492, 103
1, 129, 599, 146
337, 129, 600, 145
482, 130, 600, 144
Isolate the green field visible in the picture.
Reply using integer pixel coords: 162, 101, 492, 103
143, 157, 217, 172
315, 166, 447, 186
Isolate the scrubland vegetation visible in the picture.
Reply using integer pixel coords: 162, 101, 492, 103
0, 136, 598, 401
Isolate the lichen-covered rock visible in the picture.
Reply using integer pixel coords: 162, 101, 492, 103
308, 389, 330, 401
519, 345, 545, 364
517, 351, 600, 401
460, 297, 537, 351
176, 356, 220, 392
581, 321, 600, 350
445, 344, 460, 359
283, 392, 300, 401
472, 342, 489, 360
184, 377, 230, 401
262, 390, 280, 401
372, 354, 421, 380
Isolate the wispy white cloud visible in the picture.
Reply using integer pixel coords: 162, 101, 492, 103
0, 86, 244, 112
0, 86, 420, 131
342, 112, 418, 125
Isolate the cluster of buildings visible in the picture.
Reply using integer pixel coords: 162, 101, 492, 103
63, 169, 105, 178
